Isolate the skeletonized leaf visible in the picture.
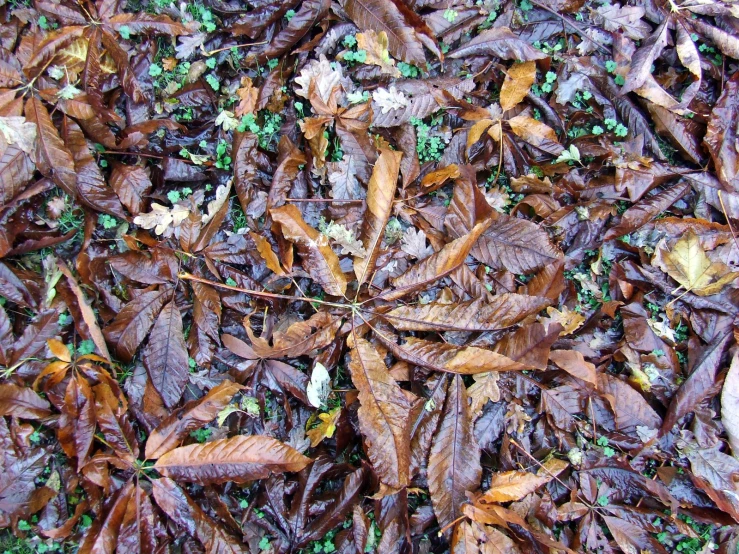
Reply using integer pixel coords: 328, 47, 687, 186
307, 362, 331, 408
143, 300, 189, 409
354, 149, 402, 286
348, 336, 412, 489
154, 435, 311, 485
384, 294, 550, 332
272, 204, 348, 296
428, 375, 481, 531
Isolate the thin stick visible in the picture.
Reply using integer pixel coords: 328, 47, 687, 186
286, 198, 364, 203
202, 41, 268, 57
717, 191, 739, 258
178, 272, 351, 309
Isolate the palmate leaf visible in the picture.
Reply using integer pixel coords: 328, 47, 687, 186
153, 435, 311, 485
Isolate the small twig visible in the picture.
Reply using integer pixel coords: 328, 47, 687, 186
285, 198, 364, 203
528, 0, 611, 54
201, 40, 268, 57
178, 272, 351, 309
717, 191, 739, 259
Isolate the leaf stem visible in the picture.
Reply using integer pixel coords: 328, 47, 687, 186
177, 272, 352, 310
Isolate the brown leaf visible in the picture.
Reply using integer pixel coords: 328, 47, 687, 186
152, 477, 249, 552
604, 181, 691, 240
0, 383, 51, 419
154, 435, 311, 485
381, 336, 527, 374
342, 0, 427, 65
549, 350, 597, 386
384, 294, 550, 332
348, 335, 413, 489
428, 375, 481, 531
109, 163, 152, 215
621, 19, 669, 94
143, 300, 189, 409
145, 380, 243, 459
354, 149, 402, 286
384, 220, 490, 300
472, 212, 563, 274
78, 481, 134, 554
705, 71, 739, 190
24, 97, 77, 196
721, 353, 739, 456
493, 322, 562, 370
57, 259, 111, 362
448, 27, 546, 61
598, 374, 662, 434
661, 332, 731, 435
272, 204, 348, 296
479, 458, 568, 503
507, 115, 564, 156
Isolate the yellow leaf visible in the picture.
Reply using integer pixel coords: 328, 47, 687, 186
500, 61, 537, 111
468, 372, 501, 414
306, 406, 341, 447
660, 229, 738, 296
479, 458, 568, 504
539, 306, 584, 336
356, 30, 400, 77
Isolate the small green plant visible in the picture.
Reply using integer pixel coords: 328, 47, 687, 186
238, 111, 283, 150
189, 428, 212, 443
397, 62, 419, 78
410, 116, 446, 162
605, 60, 618, 73
541, 71, 557, 93
205, 73, 220, 91
98, 214, 118, 229
215, 140, 232, 170
285, 9, 296, 21
443, 8, 458, 22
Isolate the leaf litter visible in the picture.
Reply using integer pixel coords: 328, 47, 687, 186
1, 0, 739, 552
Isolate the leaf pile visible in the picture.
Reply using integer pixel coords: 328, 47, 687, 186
1, 0, 739, 551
